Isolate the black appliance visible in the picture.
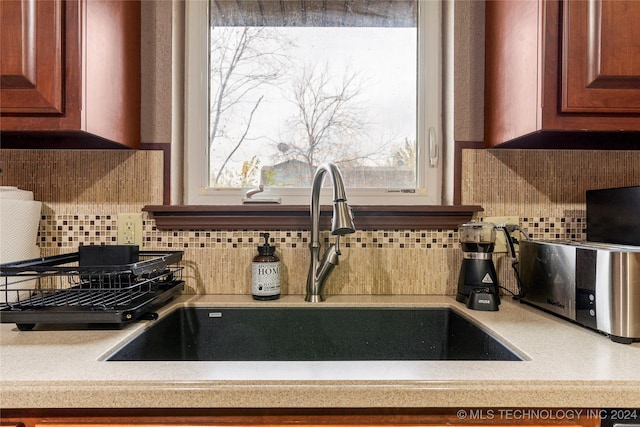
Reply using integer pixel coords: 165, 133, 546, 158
456, 222, 500, 311
586, 185, 640, 246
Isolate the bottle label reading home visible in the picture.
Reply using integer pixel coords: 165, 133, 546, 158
252, 262, 281, 296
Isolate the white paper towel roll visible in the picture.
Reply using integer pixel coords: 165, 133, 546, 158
0, 198, 42, 260
0, 187, 42, 303
0, 186, 34, 201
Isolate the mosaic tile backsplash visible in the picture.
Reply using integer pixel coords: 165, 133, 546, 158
38, 214, 587, 250
2, 148, 639, 296
34, 213, 587, 296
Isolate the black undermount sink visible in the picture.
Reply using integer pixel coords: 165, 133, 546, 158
107, 307, 523, 361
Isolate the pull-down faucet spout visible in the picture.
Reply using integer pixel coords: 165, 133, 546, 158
305, 163, 356, 302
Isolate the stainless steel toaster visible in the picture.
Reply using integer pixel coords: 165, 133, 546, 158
519, 239, 640, 343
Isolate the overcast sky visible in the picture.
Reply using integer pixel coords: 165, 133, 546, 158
210, 26, 417, 184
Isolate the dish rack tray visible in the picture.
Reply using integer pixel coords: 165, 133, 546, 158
0, 250, 184, 330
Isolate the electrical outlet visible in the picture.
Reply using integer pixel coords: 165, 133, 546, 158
117, 213, 143, 246
483, 216, 519, 253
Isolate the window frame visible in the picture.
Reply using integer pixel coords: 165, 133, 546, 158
184, 0, 443, 206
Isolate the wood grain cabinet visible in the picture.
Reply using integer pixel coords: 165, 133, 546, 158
0, 0, 140, 149
485, 0, 640, 148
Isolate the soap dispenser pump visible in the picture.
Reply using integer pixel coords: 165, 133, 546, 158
252, 233, 281, 300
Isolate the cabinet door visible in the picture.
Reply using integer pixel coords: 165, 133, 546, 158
0, 0, 140, 148
485, 0, 640, 147
562, 0, 640, 113
0, 0, 64, 114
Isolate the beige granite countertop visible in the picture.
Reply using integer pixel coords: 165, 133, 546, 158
1, 294, 639, 409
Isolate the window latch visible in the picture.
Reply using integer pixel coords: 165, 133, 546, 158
429, 127, 439, 167
243, 185, 282, 204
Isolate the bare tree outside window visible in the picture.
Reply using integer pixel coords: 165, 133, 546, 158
270, 62, 378, 185
209, 27, 291, 186
208, 1, 417, 190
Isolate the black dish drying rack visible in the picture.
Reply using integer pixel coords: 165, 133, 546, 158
0, 250, 184, 330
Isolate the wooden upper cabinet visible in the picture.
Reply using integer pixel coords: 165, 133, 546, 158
485, 0, 640, 148
0, 0, 141, 149
562, 0, 640, 113
0, 0, 64, 115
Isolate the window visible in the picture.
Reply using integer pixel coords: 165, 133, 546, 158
185, 0, 442, 206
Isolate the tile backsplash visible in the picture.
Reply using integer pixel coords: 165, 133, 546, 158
2, 148, 639, 296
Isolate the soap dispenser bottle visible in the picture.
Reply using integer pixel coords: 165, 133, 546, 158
252, 233, 281, 300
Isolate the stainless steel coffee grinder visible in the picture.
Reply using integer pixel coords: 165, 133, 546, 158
456, 222, 500, 311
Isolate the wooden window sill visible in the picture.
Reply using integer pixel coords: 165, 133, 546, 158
142, 205, 483, 230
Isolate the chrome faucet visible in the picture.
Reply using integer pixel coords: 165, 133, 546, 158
305, 163, 356, 302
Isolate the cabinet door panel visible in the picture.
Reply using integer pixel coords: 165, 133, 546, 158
562, 0, 640, 113
0, 0, 64, 114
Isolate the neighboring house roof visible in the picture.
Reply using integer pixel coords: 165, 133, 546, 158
261, 160, 414, 188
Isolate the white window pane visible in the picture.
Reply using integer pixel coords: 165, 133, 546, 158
185, 0, 442, 205
209, 24, 417, 189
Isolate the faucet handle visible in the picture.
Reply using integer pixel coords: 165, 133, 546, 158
333, 235, 342, 256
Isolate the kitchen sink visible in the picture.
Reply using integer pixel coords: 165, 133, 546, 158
107, 307, 523, 361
